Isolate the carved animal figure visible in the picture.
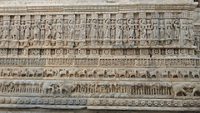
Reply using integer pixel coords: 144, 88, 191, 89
78, 69, 87, 77
35, 69, 43, 77
67, 69, 78, 77
192, 84, 200, 96
44, 69, 55, 77
58, 69, 66, 77
42, 82, 55, 94
20, 69, 28, 77
1, 69, 10, 77
172, 84, 187, 96
116, 70, 127, 78
87, 70, 95, 77
106, 70, 116, 78
11, 69, 19, 77
127, 71, 136, 78
28, 69, 35, 77
58, 83, 73, 95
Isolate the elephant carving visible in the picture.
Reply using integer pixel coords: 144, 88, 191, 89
42, 82, 56, 94
58, 83, 73, 95
116, 70, 127, 78
172, 84, 189, 96
192, 84, 200, 96
106, 70, 116, 78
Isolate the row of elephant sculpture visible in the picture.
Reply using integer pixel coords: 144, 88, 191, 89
0, 81, 199, 97
0, 68, 199, 79
0, 81, 75, 95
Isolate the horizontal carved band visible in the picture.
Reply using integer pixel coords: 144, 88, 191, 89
0, 81, 199, 98
0, 58, 199, 67
0, 68, 199, 79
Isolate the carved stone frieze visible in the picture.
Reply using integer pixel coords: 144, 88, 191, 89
0, 0, 199, 112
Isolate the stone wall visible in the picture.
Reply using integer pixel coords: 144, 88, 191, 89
0, 0, 199, 112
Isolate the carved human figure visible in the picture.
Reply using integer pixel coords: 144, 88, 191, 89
165, 19, 172, 39
1, 20, 10, 47
116, 25, 123, 46
139, 19, 146, 46
55, 19, 63, 40
32, 20, 41, 46
2, 20, 10, 40
159, 19, 165, 39
52, 19, 57, 40
99, 25, 104, 40
40, 19, 45, 40
172, 19, 180, 39
10, 20, 20, 47
44, 20, 52, 46
146, 19, 153, 39
79, 23, 86, 47
86, 19, 91, 40
152, 19, 159, 40
22, 21, 31, 47
67, 24, 75, 47
103, 24, 111, 46
20, 21, 25, 40
91, 23, 99, 46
